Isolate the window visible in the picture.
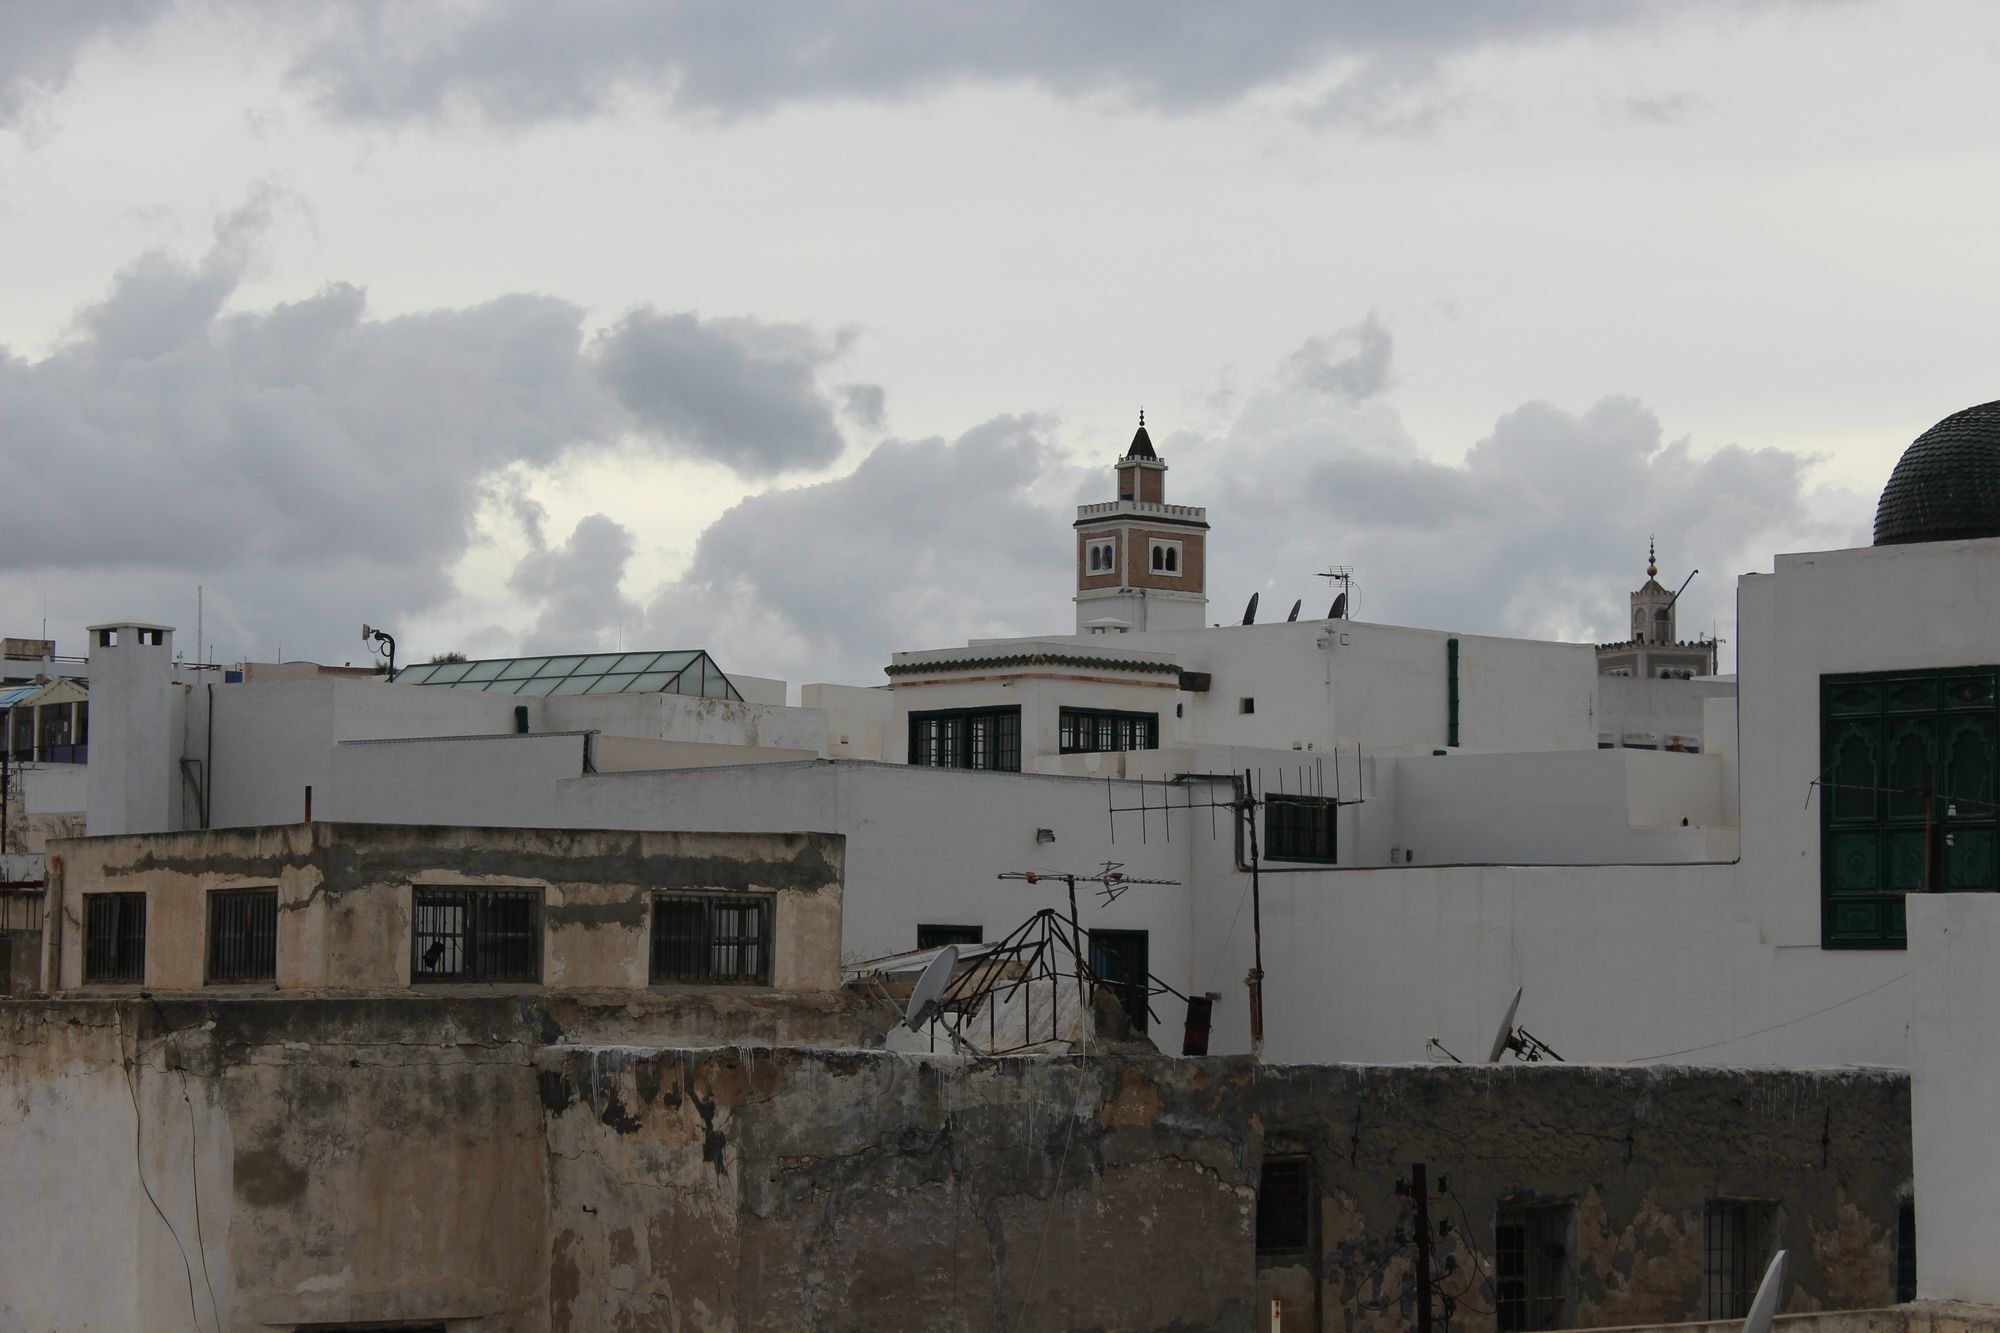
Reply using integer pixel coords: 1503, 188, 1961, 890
1632, 611, 1646, 642
1059, 707, 1158, 754
207, 888, 277, 983
1087, 928, 1149, 1032
1256, 1157, 1312, 1257
1660, 667, 1695, 680
652, 893, 771, 984
909, 706, 1022, 772
1085, 540, 1115, 574
412, 887, 541, 983
1822, 668, 1999, 948
1149, 540, 1181, 575
1496, 1202, 1571, 1331
1603, 666, 1632, 677
918, 923, 982, 950
1703, 1201, 1772, 1320
1652, 609, 1670, 643
1265, 794, 1337, 864
1240, 697, 1255, 715
83, 893, 146, 984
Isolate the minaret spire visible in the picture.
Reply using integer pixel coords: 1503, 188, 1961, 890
1647, 536, 1658, 579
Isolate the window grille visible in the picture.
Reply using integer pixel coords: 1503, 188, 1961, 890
1256, 1157, 1312, 1256
1059, 707, 1158, 754
83, 893, 146, 984
1896, 1199, 1917, 1304
207, 888, 278, 983
411, 887, 541, 983
1496, 1203, 1571, 1330
652, 893, 772, 984
917, 923, 983, 950
909, 707, 1022, 772
1704, 1201, 1769, 1320
1087, 928, 1149, 1032
1264, 794, 1337, 863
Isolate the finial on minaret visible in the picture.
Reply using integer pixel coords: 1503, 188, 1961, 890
1647, 536, 1658, 579
1139, 407, 1145, 428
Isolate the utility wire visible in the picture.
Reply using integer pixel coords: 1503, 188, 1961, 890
1627, 971, 1910, 1062
117, 1011, 208, 1333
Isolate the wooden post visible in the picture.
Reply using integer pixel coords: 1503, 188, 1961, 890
1412, 1162, 1434, 1333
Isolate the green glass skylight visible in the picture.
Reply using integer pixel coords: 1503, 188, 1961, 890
394, 649, 742, 702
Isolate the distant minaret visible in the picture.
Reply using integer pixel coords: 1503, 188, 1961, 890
1596, 538, 1715, 680
1073, 411, 1210, 634
1630, 537, 1674, 645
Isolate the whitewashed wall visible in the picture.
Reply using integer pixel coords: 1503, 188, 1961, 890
1909, 892, 1998, 1304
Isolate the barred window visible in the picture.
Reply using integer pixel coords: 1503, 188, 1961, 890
652, 893, 772, 984
412, 887, 541, 983
909, 706, 1022, 772
1255, 1157, 1311, 1256
918, 923, 983, 950
1059, 707, 1157, 755
84, 893, 146, 984
1704, 1200, 1773, 1320
207, 888, 278, 983
1496, 1202, 1572, 1331
1264, 794, 1337, 863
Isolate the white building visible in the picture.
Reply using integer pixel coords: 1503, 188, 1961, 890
45, 401, 2000, 1073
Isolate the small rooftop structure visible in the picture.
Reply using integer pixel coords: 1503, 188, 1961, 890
394, 648, 742, 701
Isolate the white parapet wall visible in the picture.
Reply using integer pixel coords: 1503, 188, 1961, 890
1909, 892, 2000, 1305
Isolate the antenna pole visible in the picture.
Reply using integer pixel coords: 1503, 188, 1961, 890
1066, 874, 1085, 1010
1243, 768, 1266, 1061
1411, 1162, 1434, 1333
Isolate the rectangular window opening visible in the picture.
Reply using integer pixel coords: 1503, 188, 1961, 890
1256, 1156, 1312, 1258
411, 887, 541, 983
917, 923, 983, 951
83, 893, 146, 984
652, 893, 772, 985
1704, 1200, 1773, 1321
1240, 697, 1255, 715
1086, 928, 1150, 1033
1264, 794, 1338, 864
1059, 707, 1159, 755
206, 888, 278, 984
1496, 1202, 1572, 1331
908, 706, 1023, 772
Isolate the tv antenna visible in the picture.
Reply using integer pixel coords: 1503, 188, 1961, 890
361, 623, 398, 680
1485, 986, 1564, 1063
1320, 566, 1354, 619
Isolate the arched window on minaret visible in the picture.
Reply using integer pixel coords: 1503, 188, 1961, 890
1653, 607, 1671, 644
1633, 609, 1647, 643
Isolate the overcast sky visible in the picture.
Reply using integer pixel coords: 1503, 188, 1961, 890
4, 1, 1997, 686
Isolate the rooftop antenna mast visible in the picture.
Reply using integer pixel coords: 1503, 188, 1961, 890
1320, 565, 1354, 619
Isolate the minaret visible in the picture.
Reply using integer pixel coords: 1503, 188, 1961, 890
1630, 538, 1674, 645
1073, 412, 1210, 634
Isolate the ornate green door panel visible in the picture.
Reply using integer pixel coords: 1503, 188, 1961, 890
1822, 667, 2000, 949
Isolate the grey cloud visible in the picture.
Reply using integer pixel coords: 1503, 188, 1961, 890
1282, 313, 1393, 400
0, 0, 170, 130
510, 512, 642, 652
841, 383, 887, 432
594, 310, 850, 475
287, 1, 1696, 128
0, 207, 858, 663
644, 416, 1064, 685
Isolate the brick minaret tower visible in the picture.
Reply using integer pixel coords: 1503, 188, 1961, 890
1073, 412, 1210, 633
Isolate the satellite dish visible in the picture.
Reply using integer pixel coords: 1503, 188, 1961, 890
1242, 593, 1259, 626
1330, 592, 1348, 620
1286, 599, 1302, 623
904, 944, 959, 1030
361, 623, 374, 642
1741, 1251, 1787, 1333
1486, 987, 1525, 1063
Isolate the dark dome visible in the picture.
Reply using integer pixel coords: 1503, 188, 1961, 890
1874, 400, 2000, 546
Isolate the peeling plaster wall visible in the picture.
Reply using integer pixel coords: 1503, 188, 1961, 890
0, 1001, 1911, 1333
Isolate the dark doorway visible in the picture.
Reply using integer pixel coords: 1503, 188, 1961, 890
1088, 929, 1150, 1032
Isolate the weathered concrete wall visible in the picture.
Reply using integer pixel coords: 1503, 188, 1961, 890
0, 999, 1911, 1333
49, 822, 846, 996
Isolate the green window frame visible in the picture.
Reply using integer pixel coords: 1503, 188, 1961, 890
1058, 706, 1158, 754
1821, 667, 1999, 949
908, 706, 1022, 772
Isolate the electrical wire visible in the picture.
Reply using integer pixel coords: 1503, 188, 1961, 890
117, 1011, 208, 1333
176, 1065, 222, 1327
1626, 971, 1910, 1062
1010, 1059, 1092, 1331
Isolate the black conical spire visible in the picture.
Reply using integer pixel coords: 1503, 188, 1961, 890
1124, 408, 1158, 461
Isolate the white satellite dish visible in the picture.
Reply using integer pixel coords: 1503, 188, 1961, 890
904, 945, 959, 1030
1487, 987, 1524, 1063
1741, 1250, 1787, 1333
